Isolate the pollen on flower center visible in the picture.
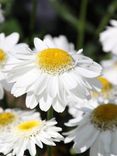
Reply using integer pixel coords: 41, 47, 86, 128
17, 120, 42, 131
0, 112, 15, 126
36, 48, 74, 74
0, 49, 7, 63
91, 104, 117, 130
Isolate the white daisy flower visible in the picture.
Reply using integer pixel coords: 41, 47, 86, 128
68, 98, 98, 118
100, 19, 117, 54
92, 76, 117, 104
0, 118, 63, 156
101, 56, 117, 85
65, 101, 117, 156
0, 107, 40, 134
5, 35, 102, 112
0, 4, 5, 23
0, 32, 28, 99
68, 76, 117, 118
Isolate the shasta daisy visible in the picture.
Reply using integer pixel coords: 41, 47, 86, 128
6, 35, 102, 112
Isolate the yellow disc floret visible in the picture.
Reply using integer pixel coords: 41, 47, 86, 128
91, 104, 117, 130
17, 120, 42, 131
0, 112, 15, 126
36, 48, 74, 74
91, 77, 112, 99
0, 49, 7, 63
98, 76, 112, 93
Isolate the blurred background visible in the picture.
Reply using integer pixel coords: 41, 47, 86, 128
0, 0, 117, 155
0, 0, 117, 61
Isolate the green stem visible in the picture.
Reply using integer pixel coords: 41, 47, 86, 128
96, 0, 117, 35
30, 0, 37, 35
5, 0, 14, 17
77, 0, 88, 49
47, 107, 53, 120
47, 108, 53, 156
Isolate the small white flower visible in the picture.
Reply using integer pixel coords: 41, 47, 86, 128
68, 76, 117, 117
100, 19, 117, 54
65, 102, 117, 156
0, 32, 28, 99
0, 107, 40, 134
0, 4, 5, 23
5, 35, 102, 112
0, 118, 63, 156
101, 56, 117, 85
68, 98, 97, 118
92, 76, 117, 104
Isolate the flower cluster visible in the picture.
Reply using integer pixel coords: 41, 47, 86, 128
1, 18, 117, 156
0, 108, 63, 156
64, 19, 117, 156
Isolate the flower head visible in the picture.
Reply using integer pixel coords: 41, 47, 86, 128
5, 35, 102, 112
92, 76, 117, 103
65, 101, 117, 156
100, 19, 117, 54
0, 108, 40, 134
0, 32, 29, 99
68, 76, 117, 119
0, 118, 63, 156
101, 56, 117, 85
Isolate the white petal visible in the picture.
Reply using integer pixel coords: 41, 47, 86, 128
27, 139, 36, 156
15, 139, 27, 156
5, 33, 19, 50
76, 49, 83, 54
52, 98, 66, 112
74, 122, 99, 153
100, 131, 111, 154
111, 131, 117, 155
10, 68, 40, 91
39, 95, 52, 111
43, 36, 56, 48
12, 86, 26, 97
35, 136, 43, 148
0, 84, 4, 99
26, 93, 38, 109
61, 72, 78, 89
53, 35, 72, 51
64, 128, 78, 143
90, 134, 104, 156
85, 78, 102, 91
47, 76, 58, 98
75, 62, 102, 78
39, 135, 56, 146
34, 38, 47, 51
110, 20, 117, 26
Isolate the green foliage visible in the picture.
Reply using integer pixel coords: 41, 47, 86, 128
0, 19, 22, 35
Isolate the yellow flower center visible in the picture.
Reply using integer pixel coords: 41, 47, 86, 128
0, 112, 15, 126
98, 76, 112, 93
17, 120, 42, 131
91, 104, 117, 130
92, 77, 112, 98
36, 48, 74, 74
0, 49, 7, 63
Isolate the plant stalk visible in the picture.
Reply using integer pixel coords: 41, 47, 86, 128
96, 0, 117, 35
30, 0, 37, 35
77, 0, 88, 49
47, 108, 53, 156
